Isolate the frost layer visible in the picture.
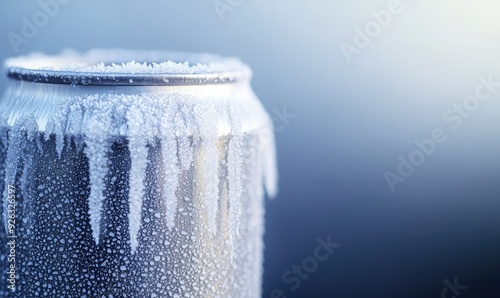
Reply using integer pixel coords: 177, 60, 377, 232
0, 82, 277, 297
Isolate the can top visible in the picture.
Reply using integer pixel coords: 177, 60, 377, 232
5, 49, 252, 86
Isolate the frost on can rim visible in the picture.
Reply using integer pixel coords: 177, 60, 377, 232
5, 49, 252, 86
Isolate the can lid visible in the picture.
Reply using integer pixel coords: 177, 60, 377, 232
5, 49, 251, 86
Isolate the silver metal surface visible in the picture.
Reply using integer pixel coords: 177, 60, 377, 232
7, 68, 245, 86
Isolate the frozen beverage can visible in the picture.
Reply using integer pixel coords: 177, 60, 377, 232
0, 49, 277, 297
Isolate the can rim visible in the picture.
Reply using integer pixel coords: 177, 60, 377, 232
7, 68, 245, 86
5, 49, 251, 86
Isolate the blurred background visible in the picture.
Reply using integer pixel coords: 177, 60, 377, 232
2, 0, 500, 297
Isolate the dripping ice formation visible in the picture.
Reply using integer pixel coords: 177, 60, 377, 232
0, 52, 277, 254
18, 91, 274, 254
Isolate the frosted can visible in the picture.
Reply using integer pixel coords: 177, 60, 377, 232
0, 50, 277, 297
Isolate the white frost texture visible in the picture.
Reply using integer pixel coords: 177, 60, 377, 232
39, 89, 275, 252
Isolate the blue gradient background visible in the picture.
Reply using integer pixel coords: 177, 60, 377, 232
1, 1, 500, 297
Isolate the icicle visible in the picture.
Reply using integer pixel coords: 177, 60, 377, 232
19, 135, 35, 201
84, 99, 113, 246
19, 131, 36, 233
126, 106, 149, 253
250, 135, 265, 222
2, 115, 38, 232
193, 103, 220, 234
262, 127, 278, 199
84, 118, 110, 244
227, 103, 243, 251
159, 102, 180, 230
84, 136, 109, 246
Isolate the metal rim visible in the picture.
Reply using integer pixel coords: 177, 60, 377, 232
7, 68, 245, 86
5, 50, 250, 86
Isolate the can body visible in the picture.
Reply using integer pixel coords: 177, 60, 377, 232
0, 51, 277, 297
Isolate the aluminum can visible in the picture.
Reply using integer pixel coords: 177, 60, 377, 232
0, 50, 277, 297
